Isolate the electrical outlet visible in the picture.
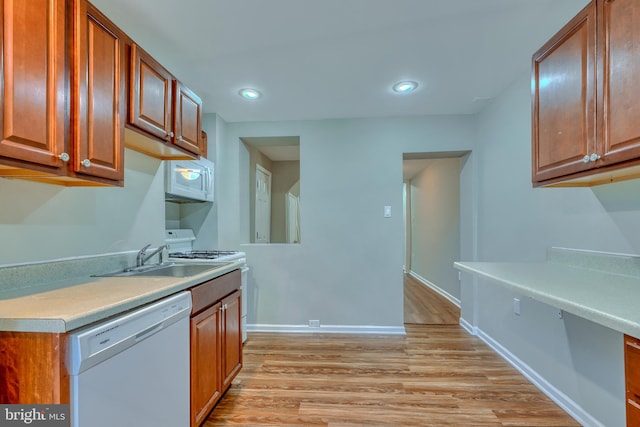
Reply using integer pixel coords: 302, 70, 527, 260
557, 309, 564, 319
308, 319, 320, 328
513, 298, 521, 316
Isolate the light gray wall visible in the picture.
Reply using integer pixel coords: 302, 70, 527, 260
409, 158, 461, 300
0, 149, 166, 266
469, 69, 639, 427
216, 117, 475, 329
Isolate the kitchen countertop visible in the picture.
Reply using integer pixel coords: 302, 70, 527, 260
0, 256, 242, 333
454, 247, 640, 338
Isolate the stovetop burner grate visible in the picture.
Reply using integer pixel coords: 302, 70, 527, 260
169, 250, 240, 260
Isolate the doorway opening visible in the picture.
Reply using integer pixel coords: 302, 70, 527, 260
402, 151, 469, 324
242, 136, 301, 244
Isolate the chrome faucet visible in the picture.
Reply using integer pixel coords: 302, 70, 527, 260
136, 244, 168, 267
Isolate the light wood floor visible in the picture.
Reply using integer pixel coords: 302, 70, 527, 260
404, 274, 460, 325
205, 280, 580, 426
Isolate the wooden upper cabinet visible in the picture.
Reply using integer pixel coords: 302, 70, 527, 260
127, 44, 204, 159
533, 0, 640, 187
0, 0, 67, 173
0, 0, 126, 186
73, 0, 126, 184
126, 44, 205, 159
598, 0, 640, 166
532, 2, 596, 185
129, 43, 173, 142
173, 80, 203, 157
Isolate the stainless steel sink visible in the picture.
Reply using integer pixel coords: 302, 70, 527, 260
94, 262, 233, 278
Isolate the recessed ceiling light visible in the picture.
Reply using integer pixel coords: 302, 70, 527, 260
239, 88, 261, 100
392, 81, 418, 94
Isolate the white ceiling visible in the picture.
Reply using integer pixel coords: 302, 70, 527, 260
91, 0, 588, 123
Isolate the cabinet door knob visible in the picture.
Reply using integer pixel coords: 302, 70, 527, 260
81, 159, 91, 167
582, 155, 590, 163
589, 153, 601, 162
169, 131, 175, 138
58, 152, 70, 162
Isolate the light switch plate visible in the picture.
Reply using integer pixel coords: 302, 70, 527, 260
384, 206, 392, 218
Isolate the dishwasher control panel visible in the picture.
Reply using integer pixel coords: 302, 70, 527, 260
67, 292, 192, 375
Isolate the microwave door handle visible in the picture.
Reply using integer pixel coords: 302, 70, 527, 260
207, 168, 213, 194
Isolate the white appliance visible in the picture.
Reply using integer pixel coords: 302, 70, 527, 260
165, 229, 249, 342
165, 157, 214, 203
67, 291, 192, 427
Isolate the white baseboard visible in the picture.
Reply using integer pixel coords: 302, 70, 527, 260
472, 327, 605, 427
408, 271, 461, 308
247, 324, 406, 335
459, 317, 477, 336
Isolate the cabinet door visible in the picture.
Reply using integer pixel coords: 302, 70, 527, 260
73, 0, 125, 183
0, 331, 68, 404
191, 303, 222, 427
0, 0, 66, 171
221, 290, 242, 390
129, 43, 173, 141
532, 2, 596, 184
173, 80, 202, 156
598, 0, 640, 166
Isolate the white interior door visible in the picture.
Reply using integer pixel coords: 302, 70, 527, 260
255, 164, 272, 243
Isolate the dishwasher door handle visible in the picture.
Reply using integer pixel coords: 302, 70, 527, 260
135, 322, 164, 342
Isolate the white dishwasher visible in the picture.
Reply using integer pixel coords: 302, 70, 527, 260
67, 291, 191, 427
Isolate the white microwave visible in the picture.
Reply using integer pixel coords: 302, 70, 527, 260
165, 158, 214, 203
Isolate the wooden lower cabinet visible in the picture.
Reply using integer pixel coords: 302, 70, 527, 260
221, 291, 242, 390
191, 302, 222, 427
190, 271, 242, 427
625, 335, 640, 426
0, 332, 68, 404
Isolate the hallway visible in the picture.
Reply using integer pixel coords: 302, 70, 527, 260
404, 274, 460, 325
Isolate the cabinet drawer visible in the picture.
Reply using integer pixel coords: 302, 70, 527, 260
190, 269, 241, 315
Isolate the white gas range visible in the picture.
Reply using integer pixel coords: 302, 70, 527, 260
165, 229, 248, 342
